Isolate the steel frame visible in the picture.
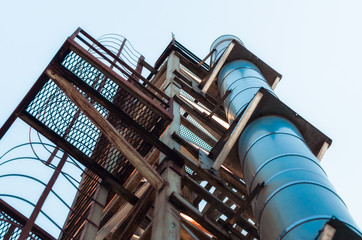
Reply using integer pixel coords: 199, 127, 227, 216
0, 28, 295, 240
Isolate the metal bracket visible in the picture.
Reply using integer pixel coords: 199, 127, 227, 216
227, 182, 264, 226
201, 42, 235, 94
207, 89, 231, 119
212, 91, 264, 170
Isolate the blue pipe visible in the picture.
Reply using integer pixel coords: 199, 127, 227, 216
211, 35, 361, 239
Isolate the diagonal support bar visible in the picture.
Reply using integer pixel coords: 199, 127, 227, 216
212, 91, 264, 170
198, 49, 216, 67
228, 182, 264, 226
201, 42, 235, 94
46, 69, 165, 191
317, 141, 330, 162
208, 89, 231, 119
169, 191, 239, 240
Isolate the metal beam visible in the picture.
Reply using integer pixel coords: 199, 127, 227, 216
212, 92, 264, 170
174, 95, 226, 138
151, 51, 182, 240
96, 183, 150, 240
47, 69, 165, 191
201, 42, 235, 94
110, 185, 155, 240
48, 62, 182, 164
19, 111, 138, 204
169, 191, 238, 240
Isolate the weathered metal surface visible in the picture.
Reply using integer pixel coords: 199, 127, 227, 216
6, 28, 356, 240
151, 52, 182, 240
0, 28, 173, 239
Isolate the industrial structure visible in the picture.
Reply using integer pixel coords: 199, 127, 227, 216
0, 28, 361, 239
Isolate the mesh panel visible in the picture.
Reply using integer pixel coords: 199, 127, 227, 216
179, 107, 217, 152
0, 210, 42, 240
180, 125, 211, 152
26, 51, 163, 177
62, 51, 162, 132
180, 91, 218, 141
185, 165, 194, 175
26, 80, 102, 158
180, 90, 210, 116
24, 51, 168, 239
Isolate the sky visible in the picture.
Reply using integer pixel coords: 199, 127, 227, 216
0, 0, 361, 235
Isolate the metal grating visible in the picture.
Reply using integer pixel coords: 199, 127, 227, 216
61, 51, 163, 133
180, 125, 212, 152
25, 57, 163, 182
0, 211, 23, 240
0, 208, 49, 240
180, 90, 218, 140
0, 28, 173, 239
179, 105, 217, 152
26, 80, 102, 158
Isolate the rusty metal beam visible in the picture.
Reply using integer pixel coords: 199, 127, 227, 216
169, 191, 238, 240
178, 149, 247, 203
67, 38, 172, 119
110, 185, 155, 240
99, 149, 159, 229
0, 73, 48, 140
19, 111, 138, 205
47, 69, 165, 191
228, 183, 264, 226
48, 63, 184, 167
180, 216, 213, 240
174, 95, 226, 138
151, 52, 182, 240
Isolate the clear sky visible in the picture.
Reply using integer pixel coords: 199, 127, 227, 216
1, 0, 361, 234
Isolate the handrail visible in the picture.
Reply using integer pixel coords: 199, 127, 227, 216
151, 40, 210, 81
72, 29, 170, 103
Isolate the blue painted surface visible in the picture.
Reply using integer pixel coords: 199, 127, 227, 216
211, 36, 362, 239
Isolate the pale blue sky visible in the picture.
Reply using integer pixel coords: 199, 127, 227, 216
0, 0, 361, 235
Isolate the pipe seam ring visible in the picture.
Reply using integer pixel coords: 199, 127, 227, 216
248, 153, 327, 193
257, 181, 348, 226
219, 66, 263, 87
224, 76, 269, 95
241, 132, 307, 172
225, 86, 265, 117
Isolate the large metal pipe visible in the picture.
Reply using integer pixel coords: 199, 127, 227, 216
211, 35, 361, 239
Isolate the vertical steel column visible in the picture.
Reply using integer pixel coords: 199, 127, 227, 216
211, 35, 361, 239
151, 51, 182, 240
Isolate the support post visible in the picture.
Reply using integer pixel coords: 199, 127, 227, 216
151, 52, 182, 240
201, 42, 235, 94
212, 91, 264, 170
79, 184, 108, 240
